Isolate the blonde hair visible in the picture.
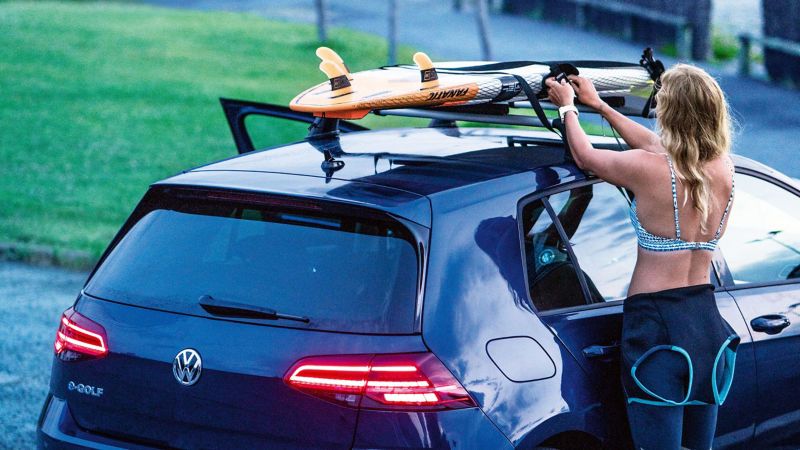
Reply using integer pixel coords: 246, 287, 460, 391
656, 64, 732, 233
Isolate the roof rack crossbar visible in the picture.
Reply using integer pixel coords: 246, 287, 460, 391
374, 108, 547, 128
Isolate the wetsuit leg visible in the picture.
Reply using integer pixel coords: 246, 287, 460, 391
626, 401, 683, 449
679, 344, 724, 448
624, 349, 688, 449
681, 404, 718, 450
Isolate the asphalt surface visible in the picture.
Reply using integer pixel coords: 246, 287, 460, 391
0, 262, 87, 449
145, 0, 800, 178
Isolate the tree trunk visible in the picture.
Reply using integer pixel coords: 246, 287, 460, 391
476, 0, 493, 60
388, 0, 399, 65
316, 0, 327, 42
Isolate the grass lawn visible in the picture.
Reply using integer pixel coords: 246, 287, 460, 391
1, 2, 616, 260
0, 1, 427, 258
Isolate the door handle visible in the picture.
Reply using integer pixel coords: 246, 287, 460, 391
751, 315, 791, 334
583, 342, 620, 359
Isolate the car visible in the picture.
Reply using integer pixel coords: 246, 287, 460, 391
37, 94, 800, 450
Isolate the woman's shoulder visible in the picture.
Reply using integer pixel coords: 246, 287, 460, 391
703, 154, 734, 175
706, 155, 736, 190
594, 149, 669, 192
626, 149, 672, 177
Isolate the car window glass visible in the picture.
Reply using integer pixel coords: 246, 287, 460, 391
86, 196, 419, 334
522, 193, 589, 312
522, 182, 638, 312
244, 115, 310, 150
720, 174, 800, 285
564, 183, 638, 301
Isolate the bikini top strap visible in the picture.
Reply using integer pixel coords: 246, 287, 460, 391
714, 158, 736, 239
665, 154, 681, 239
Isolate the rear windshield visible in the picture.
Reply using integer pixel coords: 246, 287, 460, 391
85, 189, 420, 334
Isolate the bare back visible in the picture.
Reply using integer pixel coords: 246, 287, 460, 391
627, 152, 735, 296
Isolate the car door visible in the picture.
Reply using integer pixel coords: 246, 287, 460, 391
520, 180, 757, 449
714, 170, 800, 449
219, 98, 368, 154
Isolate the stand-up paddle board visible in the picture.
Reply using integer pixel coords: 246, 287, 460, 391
290, 47, 662, 119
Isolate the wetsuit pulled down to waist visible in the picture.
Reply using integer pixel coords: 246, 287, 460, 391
621, 284, 739, 406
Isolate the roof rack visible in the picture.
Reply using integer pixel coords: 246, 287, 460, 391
221, 96, 643, 159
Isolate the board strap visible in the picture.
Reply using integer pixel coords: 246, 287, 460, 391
511, 74, 556, 134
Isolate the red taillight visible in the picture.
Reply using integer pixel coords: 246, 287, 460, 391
284, 353, 476, 411
54, 308, 108, 361
285, 355, 372, 407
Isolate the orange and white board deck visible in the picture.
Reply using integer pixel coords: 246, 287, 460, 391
289, 48, 654, 119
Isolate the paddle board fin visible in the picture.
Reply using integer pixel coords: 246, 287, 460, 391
316, 47, 352, 80
413, 52, 439, 89
319, 60, 353, 95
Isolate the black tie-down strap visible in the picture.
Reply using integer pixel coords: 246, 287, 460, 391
511, 71, 575, 161
511, 74, 556, 133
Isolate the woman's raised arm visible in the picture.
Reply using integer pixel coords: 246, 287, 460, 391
568, 75, 662, 154
544, 77, 652, 191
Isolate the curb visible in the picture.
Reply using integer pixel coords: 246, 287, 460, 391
0, 242, 96, 272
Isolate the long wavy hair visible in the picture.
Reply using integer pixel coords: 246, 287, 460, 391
656, 64, 732, 233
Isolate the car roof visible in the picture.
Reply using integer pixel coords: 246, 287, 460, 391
160, 127, 628, 195
155, 127, 790, 225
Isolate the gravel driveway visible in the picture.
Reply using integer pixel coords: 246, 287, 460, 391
0, 262, 87, 449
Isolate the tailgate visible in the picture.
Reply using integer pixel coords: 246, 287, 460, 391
51, 295, 427, 449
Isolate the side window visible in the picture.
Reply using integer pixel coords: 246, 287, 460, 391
522, 192, 585, 312
522, 182, 638, 312
720, 174, 800, 285
564, 183, 639, 301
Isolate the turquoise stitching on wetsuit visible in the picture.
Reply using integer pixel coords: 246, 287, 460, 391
628, 155, 735, 252
627, 339, 739, 407
712, 337, 738, 405
628, 345, 694, 406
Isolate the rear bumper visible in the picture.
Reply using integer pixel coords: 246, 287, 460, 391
352, 408, 514, 450
38, 396, 159, 450
39, 395, 513, 450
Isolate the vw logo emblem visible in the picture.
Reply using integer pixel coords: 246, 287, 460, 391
173, 349, 202, 386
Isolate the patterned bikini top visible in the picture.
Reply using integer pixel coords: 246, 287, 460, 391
630, 154, 735, 252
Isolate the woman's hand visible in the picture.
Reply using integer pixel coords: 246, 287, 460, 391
568, 75, 603, 111
545, 77, 575, 108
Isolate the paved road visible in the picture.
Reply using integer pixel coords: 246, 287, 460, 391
0, 262, 87, 449
145, 0, 800, 178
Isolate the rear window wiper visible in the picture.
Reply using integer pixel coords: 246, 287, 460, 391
198, 295, 310, 323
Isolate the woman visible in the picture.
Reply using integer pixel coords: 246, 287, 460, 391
545, 64, 738, 450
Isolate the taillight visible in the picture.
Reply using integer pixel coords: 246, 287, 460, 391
54, 308, 108, 362
284, 353, 476, 411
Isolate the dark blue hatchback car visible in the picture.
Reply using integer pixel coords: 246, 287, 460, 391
38, 98, 800, 449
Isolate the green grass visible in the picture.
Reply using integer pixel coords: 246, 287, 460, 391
659, 43, 678, 58
0, 2, 425, 257
1, 2, 610, 258
662, 30, 740, 62
712, 30, 740, 62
